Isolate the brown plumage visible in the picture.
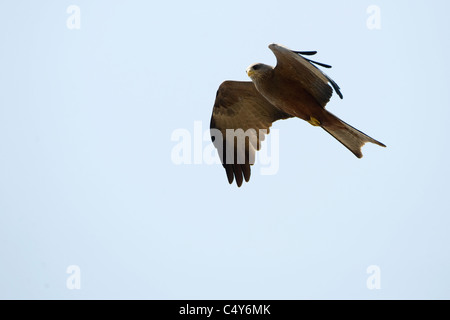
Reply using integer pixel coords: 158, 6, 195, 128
210, 43, 385, 187
210, 81, 291, 187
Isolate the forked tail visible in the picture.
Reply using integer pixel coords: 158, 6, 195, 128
321, 112, 386, 158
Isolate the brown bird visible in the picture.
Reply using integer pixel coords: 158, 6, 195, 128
210, 43, 385, 187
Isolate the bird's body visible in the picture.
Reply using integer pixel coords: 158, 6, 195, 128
254, 70, 324, 123
210, 43, 386, 187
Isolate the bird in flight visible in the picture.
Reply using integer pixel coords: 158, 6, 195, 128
210, 43, 385, 187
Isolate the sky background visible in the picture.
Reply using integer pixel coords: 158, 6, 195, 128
1, 0, 449, 299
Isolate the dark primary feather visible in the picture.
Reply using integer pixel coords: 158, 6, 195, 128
292, 50, 317, 56
303, 58, 332, 69
294, 50, 343, 99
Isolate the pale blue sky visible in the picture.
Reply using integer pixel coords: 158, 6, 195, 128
0, 0, 449, 299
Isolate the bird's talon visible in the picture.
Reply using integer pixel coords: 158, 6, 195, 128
308, 116, 321, 126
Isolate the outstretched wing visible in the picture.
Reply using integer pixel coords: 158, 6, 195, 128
269, 43, 343, 107
210, 81, 291, 187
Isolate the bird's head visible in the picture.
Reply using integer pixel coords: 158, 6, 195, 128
246, 63, 273, 82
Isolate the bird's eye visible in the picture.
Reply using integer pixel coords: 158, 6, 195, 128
253, 64, 260, 70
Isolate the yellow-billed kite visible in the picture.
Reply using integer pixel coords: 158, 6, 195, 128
210, 43, 385, 187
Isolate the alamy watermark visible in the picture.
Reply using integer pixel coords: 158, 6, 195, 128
367, 5, 381, 30
366, 265, 381, 290
66, 265, 81, 290
171, 121, 280, 175
66, 5, 81, 30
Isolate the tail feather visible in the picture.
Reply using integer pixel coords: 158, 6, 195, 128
321, 113, 386, 158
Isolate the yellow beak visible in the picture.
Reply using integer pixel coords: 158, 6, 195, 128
246, 68, 255, 77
